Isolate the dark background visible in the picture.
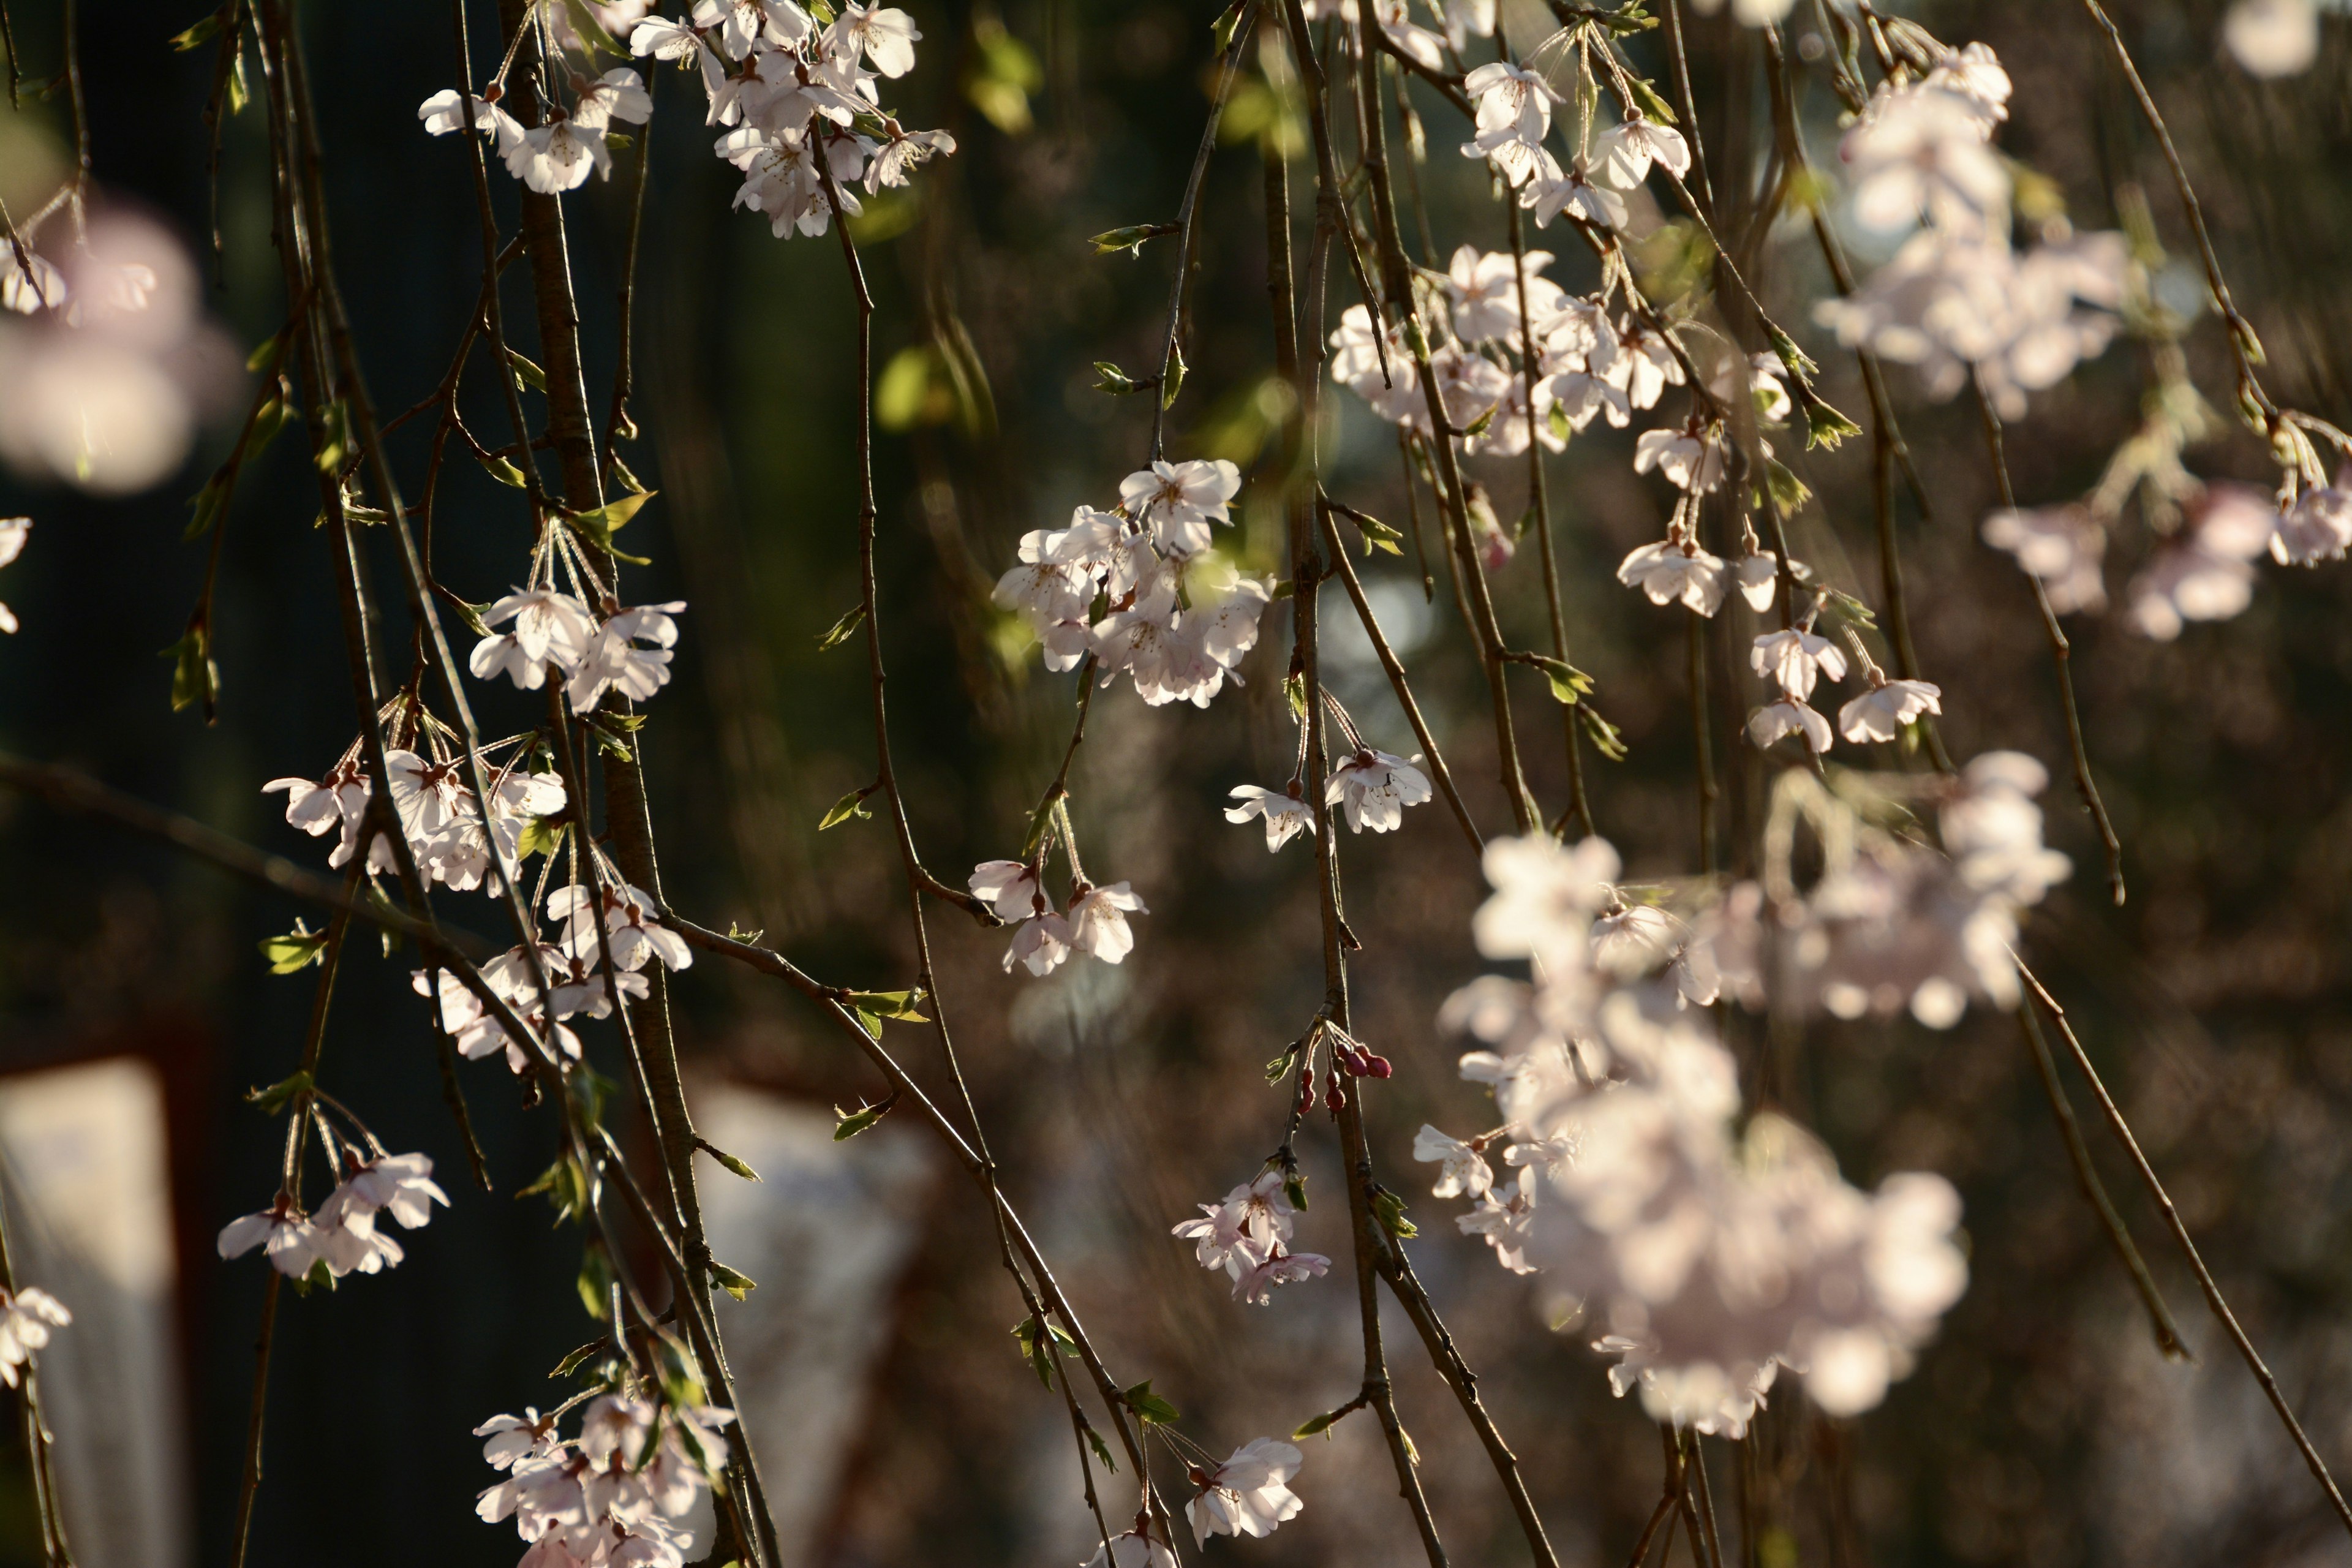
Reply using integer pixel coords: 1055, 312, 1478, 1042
2, 0, 2351, 1564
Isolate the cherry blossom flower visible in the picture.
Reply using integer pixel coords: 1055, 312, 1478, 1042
1231, 1246, 1330, 1305
475, 1409, 560, 1471
1840, 85, 2008, 234
1084, 1528, 1179, 1568
1732, 549, 1808, 613
1118, 458, 1240, 556
418, 88, 526, 151
1414, 1125, 1494, 1199
317, 1152, 449, 1233
1457, 1177, 1537, 1274
829, 4, 921, 75
1617, 539, 1727, 616
1614, 320, 1687, 411
1224, 784, 1316, 851
1471, 832, 1619, 967
1187, 1439, 1305, 1543
1839, 677, 1943, 744
1460, 60, 1558, 183
1749, 628, 1848, 700
970, 859, 1047, 920
1591, 114, 1692, 192
1981, 504, 2108, 613
0, 1287, 69, 1388
549, 880, 694, 973
474, 585, 599, 689
864, 126, 956, 192
1544, 366, 1631, 431
693, 0, 813, 58
1526, 160, 1627, 232
1746, 695, 1834, 754
1172, 1169, 1296, 1279
1444, 245, 1561, 345
1004, 911, 1075, 976
2125, 486, 2274, 639
1633, 421, 1724, 493
505, 113, 613, 194
218, 1200, 329, 1278
567, 601, 685, 713
1325, 748, 1433, 834
1427, 342, 1512, 434
2276, 480, 2352, 565
1067, 882, 1147, 964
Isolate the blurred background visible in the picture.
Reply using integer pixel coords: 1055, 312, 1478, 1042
2, 0, 2350, 1564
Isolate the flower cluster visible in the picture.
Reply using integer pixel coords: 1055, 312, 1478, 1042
0, 1284, 70, 1388
1744, 616, 1943, 757
1814, 45, 2130, 419
992, 458, 1270, 708
470, 586, 688, 717
218, 1151, 449, 1281
1185, 1438, 1305, 1544
475, 1392, 734, 1568
969, 858, 1147, 978
417, 873, 695, 1076
1170, 1169, 1331, 1306
266, 738, 568, 891
644, 0, 949, 236
1419, 829, 1974, 1434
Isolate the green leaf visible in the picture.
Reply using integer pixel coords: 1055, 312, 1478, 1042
1122, 1379, 1180, 1427
507, 348, 549, 394
515, 815, 567, 861
708, 1261, 757, 1301
1626, 75, 1678, 127
259, 924, 330, 974
1019, 792, 1060, 859
244, 1069, 313, 1114
161, 624, 219, 718
1085, 1427, 1117, 1474
1762, 458, 1812, 516
1821, 586, 1879, 630
1284, 671, 1307, 722
1011, 1316, 1067, 1389
1763, 323, 1820, 382
168, 10, 224, 51
1283, 1172, 1309, 1213
1209, 0, 1246, 54
845, 988, 930, 1022
1264, 1042, 1300, 1084
1091, 360, 1145, 395
246, 335, 286, 374
184, 475, 229, 541
1582, 705, 1630, 761
293, 1256, 335, 1295
874, 345, 936, 432
314, 401, 349, 473
1548, 402, 1573, 444
1338, 508, 1405, 557
1293, 1407, 1347, 1440
1088, 224, 1177, 258
578, 1247, 617, 1319
1801, 390, 1863, 451
562, 0, 625, 54
816, 603, 868, 650
819, 788, 875, 830
1371, 1189, 1418, 1240
832, 1094, 898, 1141
701, 1145, 762, 1183
566, 492, 654, 561
1160, 341, 1186, 411
549, 1340, 611, 1380
227, 50, 249, 115
1531, 655, 1594, 706
478, 450, 529, 489
1462, 407, 1495, 440
610, 452, 649, 495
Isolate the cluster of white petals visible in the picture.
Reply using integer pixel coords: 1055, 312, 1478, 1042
1185, 1438, 1305, 1544
217, 1152, 450, 1281
1423, 827, 1974, 1433
470, 587, 688, 717
970, 859, 1148, 978
0, 1286, 70, 1387
1170, 1169, 1331, 1306
1814, 45, 2130, 419
475, 1393, 735, 1568
265, 744, 569, 894
993, 459, 1270, 707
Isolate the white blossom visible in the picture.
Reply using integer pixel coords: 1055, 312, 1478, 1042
1838, 679, 1943, 744
1590, 115, 1692, 192
1617, 540, 1727, 616
568, 601, 685, 713
1231, 1246, 1331, 1305
1633, 422, 1724, 494
1186, 1439, 1305, 1544
1003, 911, 1074, 976
1118, 458, 1240, 557
1224, 784, 1316, 851
1083, 1531, 1178, 1568
1414, 1125, 1494, 1199
0, 1287, 70, 1388
1981, 504, 2108, 613
1746, 696, 1834, 754
2276, 478, 2352, 565
1325, 748, 1432, 834
504, 115, 613, 194
1066, 881, 1147, 964
1749, 628, 1848, 700
217, 1203, 330, 1278
2225, 0, 2321, 77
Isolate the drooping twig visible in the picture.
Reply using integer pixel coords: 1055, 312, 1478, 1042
2018, 964, 2352, 1541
